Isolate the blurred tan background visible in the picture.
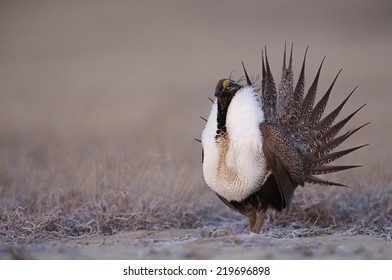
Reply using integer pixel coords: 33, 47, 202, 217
1, 0, 391, 196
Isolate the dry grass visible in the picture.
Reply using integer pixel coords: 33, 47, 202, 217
0, 125, 391, 244
0, 138, 207, 244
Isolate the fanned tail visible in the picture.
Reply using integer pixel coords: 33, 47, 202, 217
299, 56, 325, 125
309, 69, 341, 128
307, 165, 361, 175
277, 43, 294, 122
291, 47, 307, 124
317, 122, 370, 157
309, 145, 368, 167
264, 46, 368, 187
304, 175, 348, 187
261, 47, 277, 122
304, 98, 368, 186
321, 104, 367, 143
316, 86, 357, 133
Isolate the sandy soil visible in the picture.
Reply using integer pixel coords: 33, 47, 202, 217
1, 230, 390, 260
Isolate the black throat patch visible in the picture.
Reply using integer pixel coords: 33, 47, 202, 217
216, 95, 234, 135
215, 79, 241, 137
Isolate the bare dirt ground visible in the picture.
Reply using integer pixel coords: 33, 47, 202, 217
1, 0, 391, 260
1, 229, 391, 260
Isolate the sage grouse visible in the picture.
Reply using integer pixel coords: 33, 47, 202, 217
201, 46, 368, 233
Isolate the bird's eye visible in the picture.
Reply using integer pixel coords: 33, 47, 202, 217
223, 79, 231, 89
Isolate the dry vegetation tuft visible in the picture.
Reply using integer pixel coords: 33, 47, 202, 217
0, 127, 391, 244
0, 138, 207, 244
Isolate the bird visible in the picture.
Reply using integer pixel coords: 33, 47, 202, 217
200, 45, 368, 233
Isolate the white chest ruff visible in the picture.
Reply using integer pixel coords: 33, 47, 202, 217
201, 87, 268, 202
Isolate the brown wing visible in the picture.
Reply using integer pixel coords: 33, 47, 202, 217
260, 122, 304, 207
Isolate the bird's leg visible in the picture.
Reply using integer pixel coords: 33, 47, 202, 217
251, 210, 266, 233
245, 205, 266, 233
246, 210, 256, 232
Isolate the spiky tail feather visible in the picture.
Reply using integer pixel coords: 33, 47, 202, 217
258, 45, 368, 187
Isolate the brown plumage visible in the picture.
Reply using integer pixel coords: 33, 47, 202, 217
202, 45, 368, 233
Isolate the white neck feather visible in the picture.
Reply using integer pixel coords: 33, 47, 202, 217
201, 86, 268, 202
